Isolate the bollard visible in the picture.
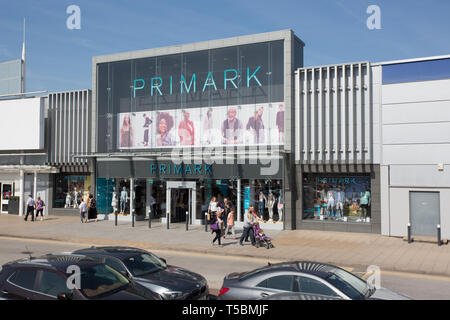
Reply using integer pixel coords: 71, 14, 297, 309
115, 212, 118, 226
407, 223, 412, 243
166, 212, 169, 230
437, 225, 442, 246
132, 209, 135, 228
205, 212, 208, 232
186, 211, 189, 231
148, 210, 151, 229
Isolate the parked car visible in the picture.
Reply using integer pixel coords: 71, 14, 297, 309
217, 261, 412, 300
0, 254, 162, 300
72, 246, 209, 300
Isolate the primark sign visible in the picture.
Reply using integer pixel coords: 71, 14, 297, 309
133, 66, 263, 97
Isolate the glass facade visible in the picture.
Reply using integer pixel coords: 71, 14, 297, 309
302, 174, 372, 224
53, 174, 92, 209
97, 40, 285, 153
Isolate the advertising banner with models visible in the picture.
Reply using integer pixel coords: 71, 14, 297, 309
117, 102, 285, 149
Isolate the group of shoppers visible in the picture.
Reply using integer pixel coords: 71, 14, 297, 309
80, 194, 98, 223
208, 197, 237, 247
208, 196, 262, 247
24, 195, 45, 222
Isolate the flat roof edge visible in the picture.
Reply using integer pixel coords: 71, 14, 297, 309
372, 54, 450, 66
92, 29, 303, 64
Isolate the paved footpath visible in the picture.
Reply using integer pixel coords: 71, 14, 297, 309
1, 215, 449, 277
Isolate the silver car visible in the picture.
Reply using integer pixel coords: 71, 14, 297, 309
217, 261, 412, 300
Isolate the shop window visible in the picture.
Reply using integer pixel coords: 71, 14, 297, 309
302, 174, 371, 224
239, 179, 283, 223
54, 174, 92, 209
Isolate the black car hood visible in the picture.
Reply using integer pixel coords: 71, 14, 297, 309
134, 265, 205, 290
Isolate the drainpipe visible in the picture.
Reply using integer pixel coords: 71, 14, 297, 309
19, 170, 24, 216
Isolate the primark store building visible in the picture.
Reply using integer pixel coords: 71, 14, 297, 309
86, 30, 450, 238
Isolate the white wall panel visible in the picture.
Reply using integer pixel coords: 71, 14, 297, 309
390, 165, 450, 187
383, 144, 450, 165
383, 79, 450, 104
383, 101, 450, 124
0, 97, 44, 150
383, 123, 450, 145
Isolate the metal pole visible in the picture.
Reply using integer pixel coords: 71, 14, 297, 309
186, 211, 189, 231
437, 225, 442, 246
166, 212, 169, 229
148, 208, 151, 229
205, 212, 208, 232
407, 223, 412, 243
131, 179, 134, 228
115, 211, 118, 226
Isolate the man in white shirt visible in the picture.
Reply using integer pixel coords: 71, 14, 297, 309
24, 195, 35, 222
79, 200, 87, 223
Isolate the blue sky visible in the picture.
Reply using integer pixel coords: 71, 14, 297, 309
1, 0, 450, 92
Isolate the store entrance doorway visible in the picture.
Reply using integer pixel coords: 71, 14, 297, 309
165, 181, 197, 225
1, 182, 13, 214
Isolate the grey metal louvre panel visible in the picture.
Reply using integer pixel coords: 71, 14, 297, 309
295, 63, 372, 164
48, 90, 91, 166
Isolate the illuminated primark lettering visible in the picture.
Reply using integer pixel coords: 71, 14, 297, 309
133, 66, 263, 98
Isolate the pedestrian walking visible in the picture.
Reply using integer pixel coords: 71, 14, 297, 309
211, 211, 223, 247
208, 196, 218, 221
24, 195, 35, 222
222, 198, 230, 230
80, 199, 87, 223
245, 208, 262, 242
223, 207, 236, 239
87, 194, 98, 222
35, 196, 45, 221
239, 207, 256, 246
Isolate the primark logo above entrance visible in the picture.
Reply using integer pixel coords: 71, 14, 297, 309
150, 163, 213, 176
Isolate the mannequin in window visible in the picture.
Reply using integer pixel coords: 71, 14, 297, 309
111, 187, 118, 214
120, 187, 128, 214
266, 193, 276, 222
258, 192, 266, 220
326, 189, 335, 218
65, 193, 72, 208
73, 188, 79, 209
335, 187, 345, 218
277, 193, 283, 222
359, 189, 371, 222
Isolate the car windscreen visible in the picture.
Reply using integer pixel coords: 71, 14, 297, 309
79, 264, 130, 298
325, 269, 369, 300
122, 253, 167, 277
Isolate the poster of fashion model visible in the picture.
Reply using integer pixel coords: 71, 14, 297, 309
176, 108, 200, 146
155, 111, 176, 147
221, 106, 244, 145
268, 103, 284, 145
118, 113, 135, 148
201, 107, 223, 146
244, 105, 269, 145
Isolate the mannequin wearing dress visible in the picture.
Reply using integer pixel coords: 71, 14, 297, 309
266, 193, 276, 222
111, 187, 118, 213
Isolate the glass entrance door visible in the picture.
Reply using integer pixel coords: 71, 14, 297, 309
165, 181, 197, 225
1, 183, 13, 214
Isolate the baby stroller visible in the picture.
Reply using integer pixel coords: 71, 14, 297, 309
253, 223, 275, 249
